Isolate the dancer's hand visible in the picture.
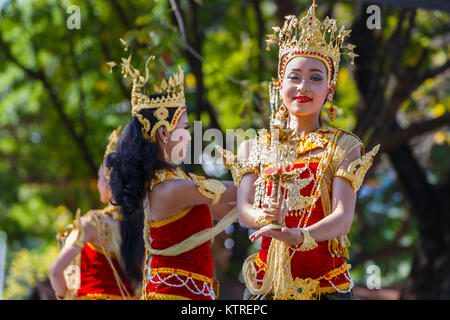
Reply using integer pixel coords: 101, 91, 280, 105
249, 226, 303, 246
260, 199, 288, 225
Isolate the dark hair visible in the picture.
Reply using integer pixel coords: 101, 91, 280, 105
106, 95, 178, 286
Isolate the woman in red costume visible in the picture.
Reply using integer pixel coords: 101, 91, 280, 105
106, 53, 237, 300
50, 127, 138, 300
219, 0, 380, 300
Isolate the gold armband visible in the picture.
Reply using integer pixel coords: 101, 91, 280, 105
291, 229, 318, 252
189, 173, 227, 205
216, 145, 256, 187
334, 144, 380, 193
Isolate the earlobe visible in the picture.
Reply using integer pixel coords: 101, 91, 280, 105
157, 127, 169, 144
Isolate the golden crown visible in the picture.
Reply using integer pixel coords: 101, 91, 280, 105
103, 125, 122, 180
109, 39, 187, 142
266, 0, 358, 88
104, 125, 122, 159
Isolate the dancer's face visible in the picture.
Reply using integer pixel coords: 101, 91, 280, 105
280, 56, 333, 120
168, 112, 191, 163
97, 164, 110, 203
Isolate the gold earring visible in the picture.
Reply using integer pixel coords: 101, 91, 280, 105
163, 148, 170, 162
327, 93, 337, 122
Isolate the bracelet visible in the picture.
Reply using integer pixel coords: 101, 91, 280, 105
291, 229, 318, 252
255, 215, 271, 228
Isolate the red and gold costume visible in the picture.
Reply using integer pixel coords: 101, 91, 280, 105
58, 206, 136, 300
216, 0, 379, 300
221, 127, 379, 300
141, 167, 219, 300
55, 125, 137, 300
110, 38, 231, 300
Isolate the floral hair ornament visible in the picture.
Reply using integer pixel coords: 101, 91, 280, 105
108, 39, 187, 142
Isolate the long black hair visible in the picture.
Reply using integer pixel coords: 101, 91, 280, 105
106, 95, 177, 286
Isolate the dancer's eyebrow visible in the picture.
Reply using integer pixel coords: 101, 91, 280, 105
290, 68, 324, 73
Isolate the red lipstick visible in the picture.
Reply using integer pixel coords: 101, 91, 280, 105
293, 95, 312, 103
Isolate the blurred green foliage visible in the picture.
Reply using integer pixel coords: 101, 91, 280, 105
0, 0, 448, 299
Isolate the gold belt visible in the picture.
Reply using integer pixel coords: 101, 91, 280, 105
253, 255, 350, 299
143, 267, 220, 299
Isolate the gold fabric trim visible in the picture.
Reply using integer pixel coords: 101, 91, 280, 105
250, 258, 351, 299
147, 206, 193, 228
149, 267, 214, 285
319, 282, 350, 294
77, 293, 126, 300
263, 281, 351, 298
85, 242, 115, 258
142, 292, 191, 300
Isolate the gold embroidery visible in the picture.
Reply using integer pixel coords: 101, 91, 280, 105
149, 267, 214, 284
77, 293, 129, 300
142, 292, 191, 300
253, 260, 351, 300
265, 281, 351, 297
296, 132, 329, 155
276, 277, 320, 300
142, 266, 217, 300
150, 167, 189, 191
189, 173, 227, 205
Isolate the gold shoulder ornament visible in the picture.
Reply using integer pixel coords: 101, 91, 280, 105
335, 144, 380, 193
189, 173, 227, 205
59, 208, 86, 249
215, 145, 257, 187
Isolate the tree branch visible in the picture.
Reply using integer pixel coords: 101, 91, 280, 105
110, 0, 131, 29
169, 0, 203, 62
414, 59, 450, 88
383, 113, 450, 151
169, 0, 221, 130
378, 49, 428, 127
0, 32, 98, 177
